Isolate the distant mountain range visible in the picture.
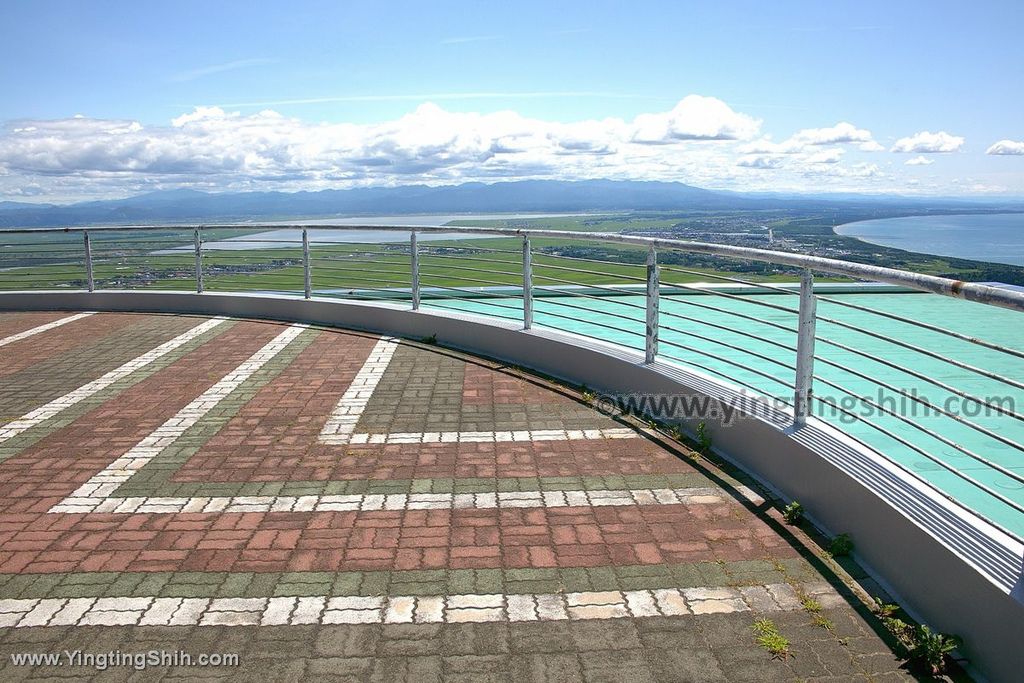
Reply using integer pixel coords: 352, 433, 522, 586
1, 180, 1021, 228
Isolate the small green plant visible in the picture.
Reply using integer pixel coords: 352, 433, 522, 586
782, 501, 804, 525
828, 533, 854, 557
881, 616, 916, 651
811, 613, 834, 631
420, 333, 437, 345
752, 618, 791, 659
911, 625, 961, 676
800, 595, 822, 613
799, 594, 833, 631
696, 420, 712, 456
873, 598, 899, 618
580, 385, 596, 403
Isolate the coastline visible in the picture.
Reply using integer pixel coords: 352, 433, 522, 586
834, 212, 1024, 267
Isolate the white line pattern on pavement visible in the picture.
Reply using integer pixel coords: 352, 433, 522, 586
0, 312, 95, 349
319, 337, 399, 445
318, 337, 639, 445
48, 323, 307, 514
348, 428, 638, 444
0, 317, 227, 445
0, 582, 848, 628
54, 486, 727, 515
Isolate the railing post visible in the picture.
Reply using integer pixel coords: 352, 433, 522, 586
645, 246, 659, 363
83, 231, 94, 292
522, 235, 533, 329
410, 231, 420, 310
793, 268, 817, 426
194, 227, 203, 293
302, 228, 312, 299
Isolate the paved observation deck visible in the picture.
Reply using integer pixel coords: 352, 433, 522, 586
0, 311, 926, 681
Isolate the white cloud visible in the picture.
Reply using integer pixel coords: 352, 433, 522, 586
804, 148, 844, 164
809, 162, 882, 179
740, 122, 877, 156
986, 139, 1024, 155
737, 155, 782, 169
0, 99, 991, 200
904, 156, 933, 166
0, 98, 761, 188
738, 138, 791, 155
631, 95, 761, 143
891, 130, 964, 153
788, 122, 873, 146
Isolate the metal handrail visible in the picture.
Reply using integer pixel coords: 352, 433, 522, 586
9, 223, 1024, 311
3, 222, 1024, 541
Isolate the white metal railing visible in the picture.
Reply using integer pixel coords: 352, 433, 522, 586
2, 223, 1023, 540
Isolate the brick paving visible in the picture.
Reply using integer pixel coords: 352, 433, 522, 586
0, 312, 924, 681
0, 314, 208, 425
0, 312, 78, 341
0, 313, 94, 354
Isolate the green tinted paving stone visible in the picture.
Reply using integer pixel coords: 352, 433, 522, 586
537, 477, 583, 490
725, 559, 785, 585
217, 573, 255, 597
329, 573, 364, 596
778, 557, 820, 582
409, 479, 433, 494
105, 472, 710, 502
506, 580, 563, 595
281, 571, 335, 586
59, 571, 120, 586
354, 344, 614, 434
102, 574, 147, 597
474, 569, 504, 594
504, 568, 558, 582
21, 574, 62, 596
559, 568, 594, 592
168, 571, 225, 585
134, 574, 172, 596
358, 572, 390, 596
585, 567, 620, 591
669, 563, 720, 588
160, 583, 217, 599
245, 573, 282, 598
615, 565, 673, 579
54, 582, 111, 598
390, 580, 448, 596
277, 581, 333, 597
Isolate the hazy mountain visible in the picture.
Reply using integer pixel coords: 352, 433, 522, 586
0, 180, 1019, 228
0, 201, 57, 212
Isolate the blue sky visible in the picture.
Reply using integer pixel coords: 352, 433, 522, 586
1, 0, 1022, 201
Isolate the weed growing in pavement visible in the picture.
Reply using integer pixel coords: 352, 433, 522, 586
827, 533, 854, 557
752, 619, 791, 659
912, 626, 962, 676
696, 420, 712, 456
782, 501, 804, 525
